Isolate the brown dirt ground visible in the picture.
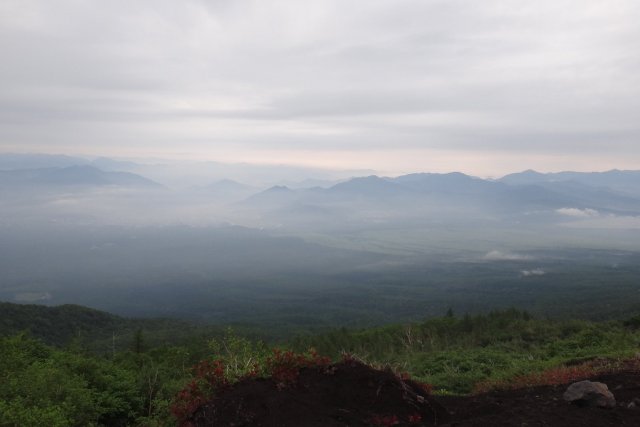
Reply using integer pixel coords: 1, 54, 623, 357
439, 369, 640, 427
186, 362, 640, 427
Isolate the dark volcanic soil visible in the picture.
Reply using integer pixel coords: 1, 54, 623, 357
187, 362, 640, 427
439, 370, 640, 427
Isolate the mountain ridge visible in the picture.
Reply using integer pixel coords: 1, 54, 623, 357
0, 165, 163, 189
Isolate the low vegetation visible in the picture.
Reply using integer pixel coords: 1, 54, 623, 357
1, 306, 640, 425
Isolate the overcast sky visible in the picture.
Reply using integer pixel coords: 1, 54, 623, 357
1, 0, 639, 176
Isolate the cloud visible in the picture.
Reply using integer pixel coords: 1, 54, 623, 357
556, 208, 600, 218
521, 268, 545, 277
483, 250, 533, 261
1, 0, 639, 174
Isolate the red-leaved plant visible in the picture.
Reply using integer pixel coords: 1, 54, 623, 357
369, 412, 425, 426
408, 413, 423, 424
369, 414, 400, 426
265, 348, 331, 388
473, 363, 603, 394
399, 371, 433, 395
171, 359, 229, 422
172, 348, 332, 422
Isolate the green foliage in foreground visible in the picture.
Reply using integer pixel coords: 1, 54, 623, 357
0, 328, 268, 427
291, 309, 640, 393
2, 309, 640, 425
0, 334, 139, 426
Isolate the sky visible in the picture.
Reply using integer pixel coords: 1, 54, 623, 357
0, 0, 639, 176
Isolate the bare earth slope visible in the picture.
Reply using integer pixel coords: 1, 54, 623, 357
440, 369, 640, 427
186, 362, 640, 427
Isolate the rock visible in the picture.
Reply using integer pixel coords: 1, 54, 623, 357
630, 397, 640, 409
563, 380, 616, 409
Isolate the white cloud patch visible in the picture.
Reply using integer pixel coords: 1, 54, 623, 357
521, 268, 545, 277
483, 250, 533, 261
556, 208, 600, 218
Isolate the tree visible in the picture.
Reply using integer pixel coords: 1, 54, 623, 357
133, 329, 145, 354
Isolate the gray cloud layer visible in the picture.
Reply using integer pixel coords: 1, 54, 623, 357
1, 0, 639, 174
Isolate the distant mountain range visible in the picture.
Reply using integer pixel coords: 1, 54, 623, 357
198, 179, 258, 203
0, 153, 138, 171
0, 153, 375, 189
239, 170, 640, 221
1, 153, 639, 227
0, 165, 162, 190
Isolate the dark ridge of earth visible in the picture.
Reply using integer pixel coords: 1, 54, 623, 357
186, 362, 640, 427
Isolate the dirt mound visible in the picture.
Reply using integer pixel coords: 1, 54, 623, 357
185, 362, 640, 427
187, 360, 447, 426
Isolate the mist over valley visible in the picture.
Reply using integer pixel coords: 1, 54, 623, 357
2, 153, 640, 334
